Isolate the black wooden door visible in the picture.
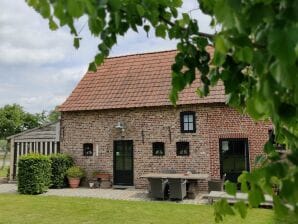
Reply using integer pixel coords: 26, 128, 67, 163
219, 138, 249, 183
113, 140, 133, 186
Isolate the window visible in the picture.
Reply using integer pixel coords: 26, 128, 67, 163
83, 143, 93, 156
180, 111, 196, 133
152, 142, 165, 156
176, 142, 190, 156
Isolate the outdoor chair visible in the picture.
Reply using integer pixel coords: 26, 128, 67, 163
148, 178, 168, 200
168, 178, 187, 200
208, 173, 226, 192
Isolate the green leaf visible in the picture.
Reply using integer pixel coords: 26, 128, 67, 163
248, 186, 265, 207
264, 141, 275, 154
67, 0, 84, 18
171, 0, 183, 7
49, 18, 58, 30
144, 25, 150, 34
214, 0, 234, 28
95, 54, 105, 65
88, 17, 103, 36
212, 50, 226, 66
215, 35, 230, 54
39, 0, 51, 18
88, 62, 97, 72
136, 4, 145, 16
195, 37, 208, 50
273, 195, 289, 216
178, 13, 190, 27
155, 24, 167, 38
225, 181, 237, 196
238, 172, 249, 193
214, 199, 235, 222
113, 12, 120, 29
234, 47, 253, 63
108, 0, 121, 11
170, 7, 178, 18
268, 28, 297, 65
171, 72, 186, 92
234, 201, 247, 219
73, 37, 81, 49
269, 60, 296, 88
254, 155, 266, 166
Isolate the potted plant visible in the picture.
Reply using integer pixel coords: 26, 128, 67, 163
66, 166, 85, 188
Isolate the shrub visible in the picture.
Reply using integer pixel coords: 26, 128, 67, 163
50, 153, 73, 188
18, 154, 51, 195
66, 166, 85, 179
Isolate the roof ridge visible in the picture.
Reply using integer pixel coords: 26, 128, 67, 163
106, 44, 214, 60
107, 49, 177, 59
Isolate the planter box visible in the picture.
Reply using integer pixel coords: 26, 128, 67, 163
100, 180, 112, 189
94, 173, 111, 181
208, 179, 224, 192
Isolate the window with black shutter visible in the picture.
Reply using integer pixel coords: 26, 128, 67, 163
152, 142, 165, 156
180, 111, 196, 133
83, 143, 93, 156
176, 142, 190, 156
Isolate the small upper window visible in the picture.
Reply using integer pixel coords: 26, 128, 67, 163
180, 111, 196, 133
152, 142, 165, 156
83, 143, 93, 156
176, 142, 190, 156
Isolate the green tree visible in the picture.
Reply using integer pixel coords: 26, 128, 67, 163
0, 104, 41, 139
0, 140, 7, 152
48, 106, 61, 123
26, 0, 297, 221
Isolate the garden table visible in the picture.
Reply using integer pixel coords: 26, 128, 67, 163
141, 173, 209, 199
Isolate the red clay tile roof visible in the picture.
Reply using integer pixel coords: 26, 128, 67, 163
59, 49, 226, 112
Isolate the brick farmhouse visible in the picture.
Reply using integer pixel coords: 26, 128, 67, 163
59, 50, 270, 189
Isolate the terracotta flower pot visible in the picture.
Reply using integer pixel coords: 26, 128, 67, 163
68, 178, 81, 188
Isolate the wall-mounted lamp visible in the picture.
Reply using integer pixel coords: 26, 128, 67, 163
115, 121, 125, 132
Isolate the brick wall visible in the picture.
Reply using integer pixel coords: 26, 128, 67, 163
60, 103, 270, 189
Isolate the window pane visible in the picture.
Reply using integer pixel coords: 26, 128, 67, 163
184, 123, 189, 131
188, 115, 193, 122
188, 123, 193, 131
152, 142, 165, 156
183, 114, 189, 122
176, 142, 190, 156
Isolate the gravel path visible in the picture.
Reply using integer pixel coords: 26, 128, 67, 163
0, 184, 208, 204
0, 184, 16, 194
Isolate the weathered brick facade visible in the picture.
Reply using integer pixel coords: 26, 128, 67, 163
60, 103, 270, 189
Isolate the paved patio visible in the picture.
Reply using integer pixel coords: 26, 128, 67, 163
0, 184, 208, 204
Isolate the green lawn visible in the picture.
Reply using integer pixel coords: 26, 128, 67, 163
0, 194, 279, 224
0, 166, 8, 177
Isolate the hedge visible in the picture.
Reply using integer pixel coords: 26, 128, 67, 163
50, 153, 73, 188
18, 154, 51, 195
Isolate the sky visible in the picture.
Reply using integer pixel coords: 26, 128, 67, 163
0, 0, 213, 113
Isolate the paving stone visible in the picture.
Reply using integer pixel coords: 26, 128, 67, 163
0, 184, 208, 204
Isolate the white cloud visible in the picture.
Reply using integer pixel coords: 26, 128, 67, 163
0, 0, 212, 113
0, 0, 74, 65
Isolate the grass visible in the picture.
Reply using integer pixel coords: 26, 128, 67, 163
0, 194, 277, 224
0, 166, 8, 177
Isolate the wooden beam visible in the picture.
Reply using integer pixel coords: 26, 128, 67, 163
45, 142, 48, 155
9, 139, 14, 181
